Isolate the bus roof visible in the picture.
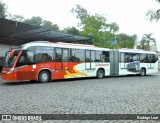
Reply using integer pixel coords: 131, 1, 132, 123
118, 48, 157, 54
21, 41, 110, 51
21, 41, 157, 54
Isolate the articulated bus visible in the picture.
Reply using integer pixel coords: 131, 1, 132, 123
1, 41, 159, 83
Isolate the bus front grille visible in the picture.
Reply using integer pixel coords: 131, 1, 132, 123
17, 71, 34, 80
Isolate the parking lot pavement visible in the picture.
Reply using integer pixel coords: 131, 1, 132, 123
0, 77, 4, 82
0, 73, 160, 122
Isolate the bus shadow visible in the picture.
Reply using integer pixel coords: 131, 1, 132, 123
0, 77, 96, 86
0, 74, 157, 86
51, 77, 97, 83
0, 80, 39, 86
107, 74, 155, 78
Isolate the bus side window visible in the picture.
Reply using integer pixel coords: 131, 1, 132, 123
95, 51, 103, 62
133, 53, 139, 61
150, 54, 157, 63
62, 49, 69, 62
140, 54, 147, 63
129, 54, 133, 62
16, 52, 28, 67
125, 53, 129, 62
35, 46, 54, 63
146, 54, 151, 63
76, 49, 84, 62
120, 53, 125, 62
101, 51, 109, 62
85, 50, 90, 62
70, 49, 84, 62
154, 55, 158, 63
55, 48, 62, 62
91, 51, 95, 62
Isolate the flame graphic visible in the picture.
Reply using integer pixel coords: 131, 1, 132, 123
64, 66, 87, 78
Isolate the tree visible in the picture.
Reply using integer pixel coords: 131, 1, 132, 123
81, 14, 109, 47
146, 0, 160, 21
63, 27, 80, 35
23, 16, 59, 30
108, 22, 119, 34
72, 5, 119, 47
0, 0, 7, 18
8, 14, 25, 22
24, 16, 43, 26
116, 33, 135, 49
42, 20, 59, 30
142, 33, 156, 50
138, 33, 156, 51
71, 4, 88, 21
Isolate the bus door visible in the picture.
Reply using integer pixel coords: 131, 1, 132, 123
62, 49, 69, 70
54, 48, 69, 79
109, 49, 119, 75
85, 50, 96, 70
55, 48, 69, 70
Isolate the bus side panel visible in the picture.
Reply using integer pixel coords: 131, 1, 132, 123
52, 62, 87, 79
95, 63, 110, 76
118, 65, 139, 75
118, 52, 140, 75
140, 62, 159, 74
67, 62, 87, 78
52, 62, 111, 79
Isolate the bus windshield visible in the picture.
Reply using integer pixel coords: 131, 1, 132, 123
4, 50, 21, 68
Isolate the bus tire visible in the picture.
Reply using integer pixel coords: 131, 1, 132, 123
38, 70, 50, 83
97, 69, 104, 79
140, 68, 146, 76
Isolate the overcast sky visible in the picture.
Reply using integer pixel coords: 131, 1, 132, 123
3, 0, 160, 48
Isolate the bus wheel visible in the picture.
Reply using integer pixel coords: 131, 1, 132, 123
38, 70, 50, 83
140, 68, 146, 76
97, 69, 104, 79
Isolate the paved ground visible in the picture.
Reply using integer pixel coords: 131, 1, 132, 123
0, 73, 160, 122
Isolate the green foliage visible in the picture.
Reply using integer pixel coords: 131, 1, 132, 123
0, 0, 7, 18
103, 32, 116, 48
146, 0, 160, 21
24, 16, 43, 26
71, 4, 88, 21
12, 16, 59, 30
63, 27, 80, 35
146, 9, 160, 22
8, 14, 25, 22
116, 33, 135, 49
6, 14, 59, 30
82, 14, 108, 32
108, 22, 119, 33
42, 20, 59, 30
138, 33, 156, 51
80, 15, 107, 47
72, 5, 119, 47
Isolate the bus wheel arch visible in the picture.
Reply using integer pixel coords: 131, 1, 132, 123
97, 68, 105, 79
140, 67, 146, 76
38, 69, 51, 83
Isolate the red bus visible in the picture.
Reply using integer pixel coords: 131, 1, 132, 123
1, 41, 159, 83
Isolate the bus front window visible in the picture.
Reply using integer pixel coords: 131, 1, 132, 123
4, 50, 20, 68
16, 50, 34, 67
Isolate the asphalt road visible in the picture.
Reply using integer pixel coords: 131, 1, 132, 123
0, 73, 160, 122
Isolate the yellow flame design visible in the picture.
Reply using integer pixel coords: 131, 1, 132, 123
64, 66, 87, 78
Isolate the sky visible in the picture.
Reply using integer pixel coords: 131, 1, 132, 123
3, 0, 160, 49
